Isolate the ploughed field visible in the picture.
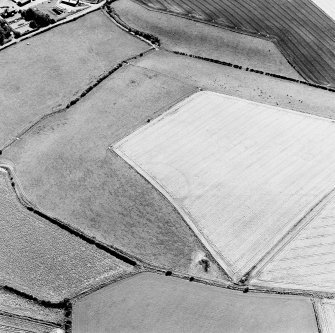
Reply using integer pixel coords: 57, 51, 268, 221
311, 0, 335, 20
72, 272, 318, 333
134, 0, 335, 87
111, 0, 302, 79
114, 91, 335, 282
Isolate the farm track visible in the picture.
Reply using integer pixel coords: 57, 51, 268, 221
134, 0, 335, 87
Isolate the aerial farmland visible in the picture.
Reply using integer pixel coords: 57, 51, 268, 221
0, 0, 334, 332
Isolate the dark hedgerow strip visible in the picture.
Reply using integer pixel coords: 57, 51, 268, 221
1, 48, 154, 152
171, 51, 335, 93
104, 4, 160, 47
134, 0, 335, 87
0, 165, 138, 267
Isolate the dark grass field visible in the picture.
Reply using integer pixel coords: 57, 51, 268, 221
3, 64, 227, 281
134, 0, 335, 87
0, 170, 133, 302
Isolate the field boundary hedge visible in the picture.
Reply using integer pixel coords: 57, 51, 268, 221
131, 0, 335, 88
0, 47, 154, 153
172, 51, 335, 93
104, 4, 160, 47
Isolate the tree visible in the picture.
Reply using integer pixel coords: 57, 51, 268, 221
29, 20, 37, 29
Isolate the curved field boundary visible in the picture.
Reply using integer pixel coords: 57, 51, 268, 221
133, 0, 335, 87
0, 48, 154, 153
0, 164, 138, 267
104, 5, 160, 48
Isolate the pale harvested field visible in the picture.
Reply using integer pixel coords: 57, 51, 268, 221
73, 272, 317, 333
311, 0, 335, 20
0, 10, 149, 148
252, 192, 335, 292
111, 0, 301, 79
130, 50, 335, 119
115, 91, 335, 280
314, 299, 335, 333
0, 170, 133, 302
2, 65, 226, 281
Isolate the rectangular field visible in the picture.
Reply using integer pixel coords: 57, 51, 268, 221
114, 91, 335, 281
73, 272, 318, 333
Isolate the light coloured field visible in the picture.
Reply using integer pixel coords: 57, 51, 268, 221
314, 299, 335, 333
251, 192, 335, 292
3, 65, 226, 281
311, 0, 335, 20
111, 0, 302, 79
73, 272, 318, 333
0, 10, 149, 148
0, 170, 133, 302
114, 91, 335, 281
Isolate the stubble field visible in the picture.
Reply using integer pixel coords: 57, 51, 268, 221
251, 191, 335, 293
114, 91, 335, 281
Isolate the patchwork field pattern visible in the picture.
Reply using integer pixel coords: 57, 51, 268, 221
0, 10, 149, 147
134, 0, 335, 87
252, 193, 335, 292
114, 91, 335, 281
73, 273, 318, 333
3, 65, 227, 281
314, 299, 335, 333
112, 0, 301, 79
0, 170, 133, 302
